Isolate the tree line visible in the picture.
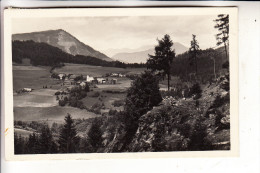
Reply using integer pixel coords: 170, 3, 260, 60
12, 40, 146, 68
14, 114, 104, 154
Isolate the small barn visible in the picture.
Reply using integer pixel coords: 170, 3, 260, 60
23, 88, 32, 92
111, 78, 117, 84
97, 77, 106, 84
80, 82, 87, 88
58, 74, 65, 80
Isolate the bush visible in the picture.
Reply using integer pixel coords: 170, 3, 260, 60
112, 100, 125, 107
59, 99, 67, 106
109, 109, 118, 116
211, 95, 225, 109
55, 91, 61, 95
91, 102, 103, 114
80, 91, 87, 99
189, 83, 202, 99
74, 75, 83, 82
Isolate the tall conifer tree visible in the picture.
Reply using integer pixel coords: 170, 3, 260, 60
147, 34, 175, 91
58, 114, 79, 153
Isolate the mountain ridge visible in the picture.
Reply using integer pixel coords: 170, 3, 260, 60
111, 42, 189, 63
12, 29, 113, 62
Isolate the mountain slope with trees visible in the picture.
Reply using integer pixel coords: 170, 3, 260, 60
12, 40, 145, 68
12, 29, 113, 61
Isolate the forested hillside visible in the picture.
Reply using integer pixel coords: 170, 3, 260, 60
171, 47, 228, 81
12, 40, 145, 68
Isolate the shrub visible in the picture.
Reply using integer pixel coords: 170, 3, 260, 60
80, 91, 87, 99
55, 91, 61, 95
91, 102, 103, 114
59, 99, 67, 106
74, 75, 83, 82
189, 83, 202, 99
112, 100, 125, 107
211, 95, 225, 109
109, 109, 118, 116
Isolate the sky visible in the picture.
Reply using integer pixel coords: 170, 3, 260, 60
12, 15, 219, 52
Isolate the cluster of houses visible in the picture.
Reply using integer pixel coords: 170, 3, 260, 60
56, 73, 118, 86
109, 73, 126, 78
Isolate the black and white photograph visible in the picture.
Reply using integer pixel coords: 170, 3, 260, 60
4, 8, 238, 159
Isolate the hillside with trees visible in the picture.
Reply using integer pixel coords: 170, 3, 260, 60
12, 40, 146, 68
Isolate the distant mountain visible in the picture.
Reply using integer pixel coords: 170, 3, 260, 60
102, 45, 155, 57
12, 29, 113, 62
111, 42, 188, 63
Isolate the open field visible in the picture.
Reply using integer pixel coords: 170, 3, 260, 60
13, 65, 61, 91
14, 89, 58, 107
14, 128, 35, 138
54, 63, 145, 76
14, 106, 98, 123
12, 64, 135, 125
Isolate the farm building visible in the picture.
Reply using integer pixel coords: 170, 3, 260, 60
111, 73, 119, 77
119, 74, 126, 77
86, 75, 95, 83
97, 77, 106, 84
23, 88, 32, 92
80, 82, 87, 88
111, 78, 117, 84
58, 74, 65, 80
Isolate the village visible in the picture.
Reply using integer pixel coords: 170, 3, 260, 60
17, 72, 127, 93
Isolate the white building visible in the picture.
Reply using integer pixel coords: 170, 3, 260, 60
58, 74, 65, 80
80, 82, 87, 88
86, 75, 94, 82
97, 77, 106, 84
23, 88, 32, 92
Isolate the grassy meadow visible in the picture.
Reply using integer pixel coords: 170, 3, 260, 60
13, 63, 145, 138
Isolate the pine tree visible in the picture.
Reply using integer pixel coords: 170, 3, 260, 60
38, 125, 58, 154
26, 133, 40, 154
125, 71, 162, 121
87, 118, 103, 152
58, 114, 79, 153
122, 71, 162, 150
189, 34, 200, 75
214, 14, 229, 60
14, 133, 24, 154
147, 34, 175, 91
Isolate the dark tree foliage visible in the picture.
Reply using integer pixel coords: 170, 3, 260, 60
171, 47, 226, 81
214, 14, 229, 60
189, 83, 202, 99
12, 40, 146, 68
14, 133, 26, 154
58, 114, 79, 153
12, 40, 72, 66
87, 118, 103, 152
26, 133, 40, 154
189, 34, 200, 75
38, 125, 58, 154
147, 34, 175, 90
125, 71, 162, 121
122, 71, 162, 150
74, 75, 83, 82
188, 117, 210, 151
